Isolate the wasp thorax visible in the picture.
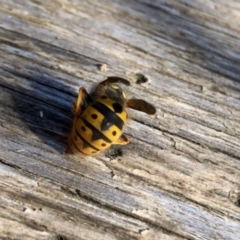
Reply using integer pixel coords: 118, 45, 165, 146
102, 84, 127, 106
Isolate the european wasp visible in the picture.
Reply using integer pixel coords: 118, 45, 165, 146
65, 77, 156, 155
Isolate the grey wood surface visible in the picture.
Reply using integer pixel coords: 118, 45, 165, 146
1, 0, 240, 239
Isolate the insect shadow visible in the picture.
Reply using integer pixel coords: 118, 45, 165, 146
3, 64, 136, 159
4, 67, 76, 154
4, 67, 131, 158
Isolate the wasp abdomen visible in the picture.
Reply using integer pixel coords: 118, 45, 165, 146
69, 97, 128, 155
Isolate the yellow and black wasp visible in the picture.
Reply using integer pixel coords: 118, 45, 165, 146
65, 76, 156, 155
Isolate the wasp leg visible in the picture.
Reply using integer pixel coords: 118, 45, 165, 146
126, 99, 156, 115
65, 87, 91, 154
72, 87, 92, 116
99, 76, 131, 87
113, 134, 130, 145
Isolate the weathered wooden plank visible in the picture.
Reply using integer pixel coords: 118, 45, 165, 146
1, 0, 240, 239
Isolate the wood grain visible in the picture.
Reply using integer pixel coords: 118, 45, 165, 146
1, 0, 240, 239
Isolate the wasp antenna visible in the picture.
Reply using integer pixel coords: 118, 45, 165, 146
99, 77, 130, 86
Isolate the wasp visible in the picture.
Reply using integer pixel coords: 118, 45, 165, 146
65, 77, 156, 155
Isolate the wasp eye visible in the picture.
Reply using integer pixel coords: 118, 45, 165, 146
91, 114, 98, 119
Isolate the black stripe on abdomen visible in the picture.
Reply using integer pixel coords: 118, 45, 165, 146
82, 119, 112, 143
75, 128, 100, 151
91, 101, 124, 131
70, 138, 87, 155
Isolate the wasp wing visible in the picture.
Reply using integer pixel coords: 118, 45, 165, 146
127, 99, 156, 115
